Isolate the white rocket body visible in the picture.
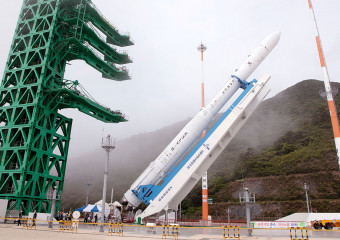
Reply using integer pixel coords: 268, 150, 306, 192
124, 32, 281, 208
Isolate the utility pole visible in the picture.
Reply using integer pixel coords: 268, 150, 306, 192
303, 183, 310, 213
239, 186, 255, 236
197, 42, 209, 221
99, 135, 115, 232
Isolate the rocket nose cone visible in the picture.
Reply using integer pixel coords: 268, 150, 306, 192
270, 31, 281, 44
263, 31, 281, 50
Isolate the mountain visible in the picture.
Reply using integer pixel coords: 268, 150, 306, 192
61, 80, 340, 219
182, 80, 340, 218
61, 118, 190, 209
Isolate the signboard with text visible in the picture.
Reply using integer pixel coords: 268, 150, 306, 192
252, 221, 307, 229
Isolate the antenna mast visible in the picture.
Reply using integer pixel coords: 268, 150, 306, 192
308, 0, 340, 169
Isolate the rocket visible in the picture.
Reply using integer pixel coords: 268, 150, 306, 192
123, 31, 281, 208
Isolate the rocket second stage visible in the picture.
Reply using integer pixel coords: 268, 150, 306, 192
124, 32, 281, 208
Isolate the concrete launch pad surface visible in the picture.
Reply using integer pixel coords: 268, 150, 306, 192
1, 224, 340, 240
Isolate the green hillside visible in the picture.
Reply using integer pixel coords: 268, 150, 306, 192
181, 80, 340, 218
61, 80, 340, 220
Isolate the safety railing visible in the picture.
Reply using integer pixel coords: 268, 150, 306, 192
108, 223, 123, 236
22, 218, 36, 230
223, 226, 240, 240
290, 227, 309, 240
162, 224, 179, 239
58, 220, 78, 234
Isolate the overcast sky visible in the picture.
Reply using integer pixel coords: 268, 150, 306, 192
1, 0, 340, 157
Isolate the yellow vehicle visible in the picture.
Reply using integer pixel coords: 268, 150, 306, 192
311, 220, 340, 230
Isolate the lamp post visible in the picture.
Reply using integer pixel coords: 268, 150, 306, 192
99, 135, 115, 232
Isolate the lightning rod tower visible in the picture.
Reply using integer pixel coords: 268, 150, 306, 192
197, 42, 209, 221
307, 0, 340, 169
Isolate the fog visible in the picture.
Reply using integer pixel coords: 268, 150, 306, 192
1, 1, 340, 159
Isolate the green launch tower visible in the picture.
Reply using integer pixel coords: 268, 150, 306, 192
0, 0, 133, 215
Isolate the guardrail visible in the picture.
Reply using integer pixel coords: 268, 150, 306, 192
108, 223, 123, 236
58, 220, 78, 234
162, 224, 179, 240
290, 227, 309, 240
22, 218, 36, 230
223, 226, 240, 240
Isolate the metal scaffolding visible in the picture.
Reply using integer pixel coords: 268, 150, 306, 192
0, 0, 133, 215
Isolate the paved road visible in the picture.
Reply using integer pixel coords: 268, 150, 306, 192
0, 224, 339, 240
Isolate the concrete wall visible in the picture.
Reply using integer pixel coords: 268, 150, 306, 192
0, 199, 8, 223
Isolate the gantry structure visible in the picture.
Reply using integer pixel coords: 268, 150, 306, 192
0, 0, 133, 215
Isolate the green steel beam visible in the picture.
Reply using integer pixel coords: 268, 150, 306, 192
81, 23, 132, 64
85, 2, 134, 47
66, 40, 131, 80
44, 85, 128, 123
60, 17, 132, 64
0, 0, 132, 215
62, 0, 133, 47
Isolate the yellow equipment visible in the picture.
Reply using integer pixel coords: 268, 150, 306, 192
311, 220, 340, 230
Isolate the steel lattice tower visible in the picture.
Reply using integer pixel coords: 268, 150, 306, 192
0, 0, 133, 215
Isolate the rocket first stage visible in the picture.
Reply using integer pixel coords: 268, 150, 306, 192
124, 32, 281, 208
